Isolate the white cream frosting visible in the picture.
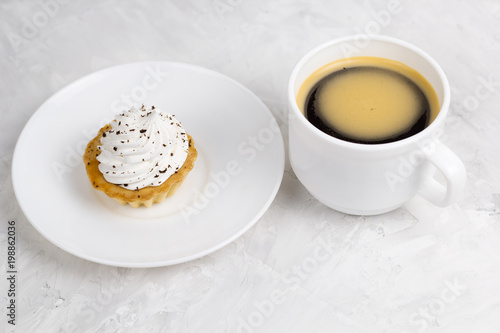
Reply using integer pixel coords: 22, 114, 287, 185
96, 105, 189, 190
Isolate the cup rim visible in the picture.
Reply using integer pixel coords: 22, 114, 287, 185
287, 35, 450, 151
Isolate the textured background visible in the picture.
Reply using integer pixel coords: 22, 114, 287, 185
1, 0, 500, 332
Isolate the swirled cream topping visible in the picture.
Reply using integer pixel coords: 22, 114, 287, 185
96, 105, 189, 190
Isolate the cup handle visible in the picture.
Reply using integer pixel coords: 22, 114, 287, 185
418, 141, 467, 207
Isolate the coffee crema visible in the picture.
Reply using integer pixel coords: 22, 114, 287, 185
296, 56, 440, 144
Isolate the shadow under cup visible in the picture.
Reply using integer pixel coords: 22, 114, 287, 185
288, 36, 459, 215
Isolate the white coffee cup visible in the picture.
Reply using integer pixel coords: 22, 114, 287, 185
288, 35, 466, 215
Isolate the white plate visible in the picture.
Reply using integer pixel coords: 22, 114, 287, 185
12, 62, 285, 267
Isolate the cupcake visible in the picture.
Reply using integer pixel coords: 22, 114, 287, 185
83, 105, 197, 207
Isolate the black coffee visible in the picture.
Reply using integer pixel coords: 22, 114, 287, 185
297, 57, 439, 144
